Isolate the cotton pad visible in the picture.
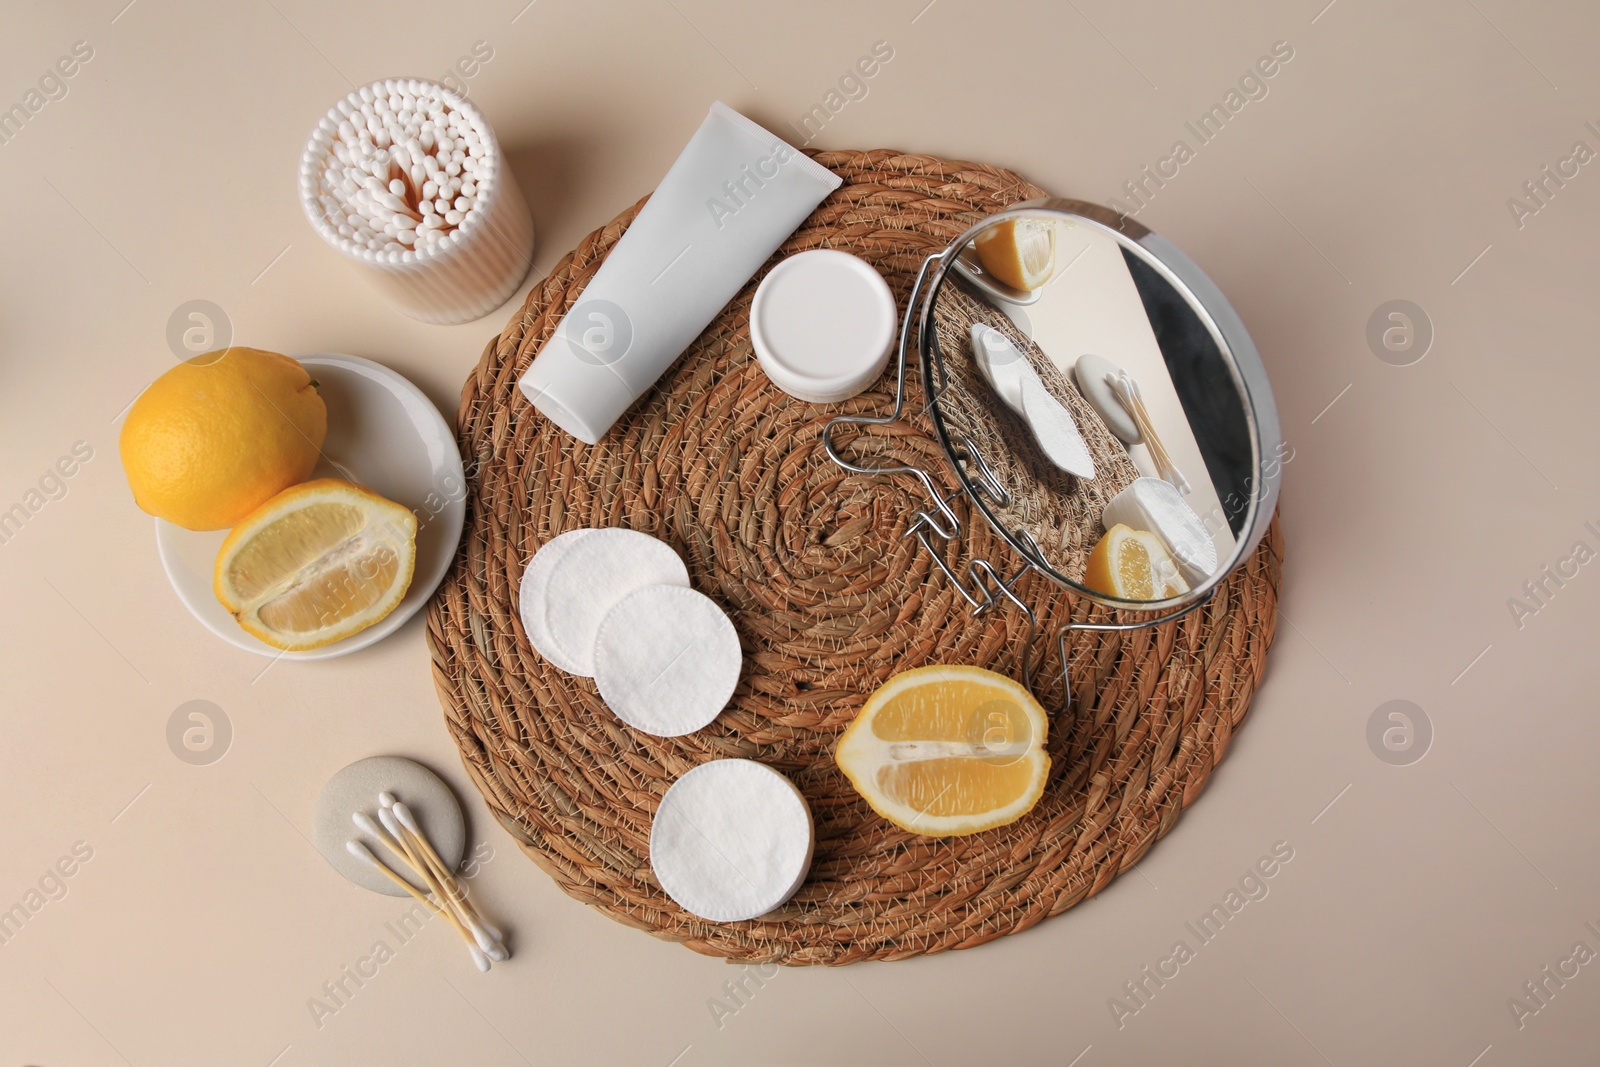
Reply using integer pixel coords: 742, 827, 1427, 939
1102, 477, 1217, 585
541, 528, 691, 677
594, 585, 741, 737
518, 529, 601, 674
650, 759, 814, 922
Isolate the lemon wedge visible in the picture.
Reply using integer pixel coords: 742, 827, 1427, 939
974, 217, 1057, 291
836, 665, 1050, 837
1084, 523, 1189, 601
214, 478, 417, 651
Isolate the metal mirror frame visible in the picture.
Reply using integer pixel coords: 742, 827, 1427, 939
924, 199, 1279, 610
822, 198, 1281, 700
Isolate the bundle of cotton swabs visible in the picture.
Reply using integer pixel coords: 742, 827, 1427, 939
346, 791, 509, 971
308, 79, 492, 258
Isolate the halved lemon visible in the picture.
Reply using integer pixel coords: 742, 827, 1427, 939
214, 478, 417, 651
1084, 523, 1189, 601
836, 665, 1050, 837
974, 217, 1057, 291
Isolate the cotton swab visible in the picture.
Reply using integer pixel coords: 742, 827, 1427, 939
378, 793, 505, 943
376, 805, 448, 905
353, 804, 507, 964
378, 805, 508, 960
304, 79, 490, 258
392, 800, 508, 952
351, 809, 411, 868
344, 840, 491, 972
380, 793, 505, 950
1109, 371, 1190, 494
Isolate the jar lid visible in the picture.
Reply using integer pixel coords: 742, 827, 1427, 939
750, 250, 896, 404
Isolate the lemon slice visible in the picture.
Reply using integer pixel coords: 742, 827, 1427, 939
836, 665, 1050, 837
1084, 523, 1190, 601
974, 218, 1057, 291
214, 478, 417, 651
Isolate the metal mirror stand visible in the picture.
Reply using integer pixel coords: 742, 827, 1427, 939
821, 254, 1215, 715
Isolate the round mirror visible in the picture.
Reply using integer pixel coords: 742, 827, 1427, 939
918, 199, 1281, 610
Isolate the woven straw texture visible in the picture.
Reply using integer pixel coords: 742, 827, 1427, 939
931, 280, 1142, 581
426, 150, 1282, 965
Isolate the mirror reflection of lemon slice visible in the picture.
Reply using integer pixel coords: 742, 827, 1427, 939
1084, 523, 1190, 600
213, 478, 417, 651
836, 665, 1050, 838
974, 217, 1057, 291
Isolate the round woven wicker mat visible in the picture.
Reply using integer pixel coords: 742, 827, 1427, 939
425, 149, 1283, 966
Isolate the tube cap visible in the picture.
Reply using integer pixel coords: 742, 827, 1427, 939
750, 250, 896, 404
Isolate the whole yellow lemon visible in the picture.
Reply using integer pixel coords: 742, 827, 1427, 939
120, 348, 327, 531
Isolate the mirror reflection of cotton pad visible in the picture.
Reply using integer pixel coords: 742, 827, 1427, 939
1019, 377, 1096, 480
971, 324, 1095, 479
518, 529, 601, 674
594, 585, 741, 737
541, 529, 691, 677
1102, 477, 1218, 585
650, 759, 814, 922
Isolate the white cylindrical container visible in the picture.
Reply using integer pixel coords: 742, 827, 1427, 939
750, 249, 896, 404
299, 78, 535, 325
518, 102, 842, 444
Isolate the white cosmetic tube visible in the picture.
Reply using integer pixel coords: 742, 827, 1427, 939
518, 102, 842, 443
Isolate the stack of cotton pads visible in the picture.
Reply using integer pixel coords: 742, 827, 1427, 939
520, 529, 813, 923
970, 324, 1096, 479
518, 528, 742, 737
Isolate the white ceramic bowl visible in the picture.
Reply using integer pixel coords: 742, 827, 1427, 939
155, 353, 466, 661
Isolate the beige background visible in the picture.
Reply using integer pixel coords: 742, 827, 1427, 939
3, 1, 1598, 1064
